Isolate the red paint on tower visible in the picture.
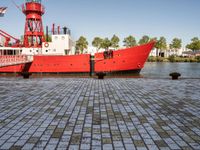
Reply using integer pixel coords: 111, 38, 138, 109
22, 0, 45, 47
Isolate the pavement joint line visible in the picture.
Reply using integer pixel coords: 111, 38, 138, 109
0, 78, 200, 149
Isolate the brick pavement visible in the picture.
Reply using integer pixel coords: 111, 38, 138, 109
0, 78, 200, 150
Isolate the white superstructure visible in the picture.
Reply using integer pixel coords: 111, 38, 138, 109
20, 33, 75, 55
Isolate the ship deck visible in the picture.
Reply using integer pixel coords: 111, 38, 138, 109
0, 78, 200, 149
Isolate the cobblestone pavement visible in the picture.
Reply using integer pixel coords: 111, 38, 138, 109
0, 77, 200, 150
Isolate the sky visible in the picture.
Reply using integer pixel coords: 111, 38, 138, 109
0, 0, 200, 47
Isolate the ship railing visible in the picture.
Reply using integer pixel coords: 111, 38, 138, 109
0, 55, 34, 67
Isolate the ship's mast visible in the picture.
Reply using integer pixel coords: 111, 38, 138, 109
22, 0, 45, 48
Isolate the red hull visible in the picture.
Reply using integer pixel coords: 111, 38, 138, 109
95, 41, 155, 73
0, 41, 155, 74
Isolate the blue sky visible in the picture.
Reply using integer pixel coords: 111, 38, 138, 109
0, 0, 200, 47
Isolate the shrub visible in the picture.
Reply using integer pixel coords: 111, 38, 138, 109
168, 55, 176, 62
195, 56, 200, 62
147, 56, 156, 62
156, 56, 165, 62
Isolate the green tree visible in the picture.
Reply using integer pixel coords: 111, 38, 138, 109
123, 35, 137, 48
100, 38, 111, 50
44, 35, 52, 42
92, 37, 103, 52
169, 38, 182, 55
139, 35, 150, 45
155, 37, 167, 57
152, 37, 159, 56
186, 37, 200, 51
75, 36, 88, 54
110, 34, 120, 49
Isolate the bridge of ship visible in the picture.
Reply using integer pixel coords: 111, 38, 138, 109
0, 47, 33, 67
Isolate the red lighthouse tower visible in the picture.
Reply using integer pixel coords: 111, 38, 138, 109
22, 0, 45, 48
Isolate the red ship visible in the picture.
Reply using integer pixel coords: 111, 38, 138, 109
0, 0, 155, 77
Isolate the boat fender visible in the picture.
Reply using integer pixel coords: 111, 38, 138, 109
44, 42, 49, 48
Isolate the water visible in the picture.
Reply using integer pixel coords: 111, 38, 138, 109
0, 62, 199, 79
141, 62, 200, 78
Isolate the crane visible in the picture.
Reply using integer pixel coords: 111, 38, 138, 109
0, 29, 20, 47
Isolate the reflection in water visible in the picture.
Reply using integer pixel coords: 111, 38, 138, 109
141, 62, 200, 78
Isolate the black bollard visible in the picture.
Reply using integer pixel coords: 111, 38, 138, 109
96, 72, 106, 79
169, 72, 181, 80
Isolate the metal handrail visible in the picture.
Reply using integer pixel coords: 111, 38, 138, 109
0, 55, 33, 67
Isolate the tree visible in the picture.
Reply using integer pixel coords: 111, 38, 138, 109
152, 37, 159, 56
100, 38, 111, 50
92, 37, 103, 52
110, 34, 120, 49
186, 37, 200, 51
123, 35, 137, 48
169, 38, 182, 55
44, 35, 52, 42
75, 36, 88, 54
139, 35, 150, 45
155, 37, 167, 56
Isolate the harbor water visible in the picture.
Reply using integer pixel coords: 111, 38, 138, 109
141, 62, 200, 78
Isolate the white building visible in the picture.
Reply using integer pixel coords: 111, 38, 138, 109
149, 47, 188, 57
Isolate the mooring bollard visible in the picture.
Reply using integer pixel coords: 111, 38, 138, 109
169, 72, 181, 80
96, 72, 106, 79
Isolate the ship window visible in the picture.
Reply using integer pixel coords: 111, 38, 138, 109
46, 50, 48, 52
65, 49, 70, 55
36, 50, 38, 52
62, 36, 65, 40
30, 50, 32, 52
53, 49, 56, 52
55, 36, 58, 40
103, 50, 113, 59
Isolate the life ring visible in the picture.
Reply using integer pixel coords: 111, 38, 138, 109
44, 42, 49, 48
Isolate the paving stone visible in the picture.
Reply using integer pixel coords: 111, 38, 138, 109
103, 144, 113, 150
10, 145, 22, 150
22, 143, 35, 150
0, 142, 14, 149
0, 78, 199, 149
68, 144, 79, 150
